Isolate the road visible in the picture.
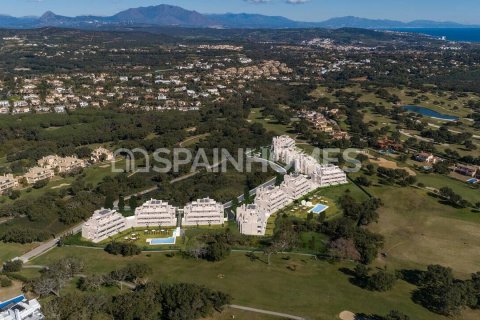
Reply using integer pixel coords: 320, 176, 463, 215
427, 122, 480, 139
229, 305, 305, 320
18, 223, 84, 263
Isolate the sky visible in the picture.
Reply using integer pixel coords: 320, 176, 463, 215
2, 0, 480, 24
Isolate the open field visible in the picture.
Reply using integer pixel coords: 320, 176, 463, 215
0, 280, 23, 301
366, 185, 480, 276
0, 242, 37, 264
27, 248, 476, 320
248, 108, 296, 137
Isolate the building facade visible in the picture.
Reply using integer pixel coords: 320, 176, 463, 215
0, 174, 18, 195
135, 199, 178, 227
255, 185, 291, 218
182, 198, 224, 226
82, 208, 127, 243
23, 167, 55, 184
236, 204, 266, 236
280, 173, 315, 200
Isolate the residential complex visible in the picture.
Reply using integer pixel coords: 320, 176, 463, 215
82, 198, 224, 242
135, 199, 177, 227
91, 147, 114, 163
23, 167, 55, 185
272, 135, 348, 187
236, 136, 348, 236
182, 198, 225, 226
0, 174, 18, 195
82, 208, 127, 243
37, 155, 86, 173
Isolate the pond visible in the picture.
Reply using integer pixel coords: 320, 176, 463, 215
403, 105, 459, 121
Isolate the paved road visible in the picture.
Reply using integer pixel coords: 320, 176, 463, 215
18, 223, 84, 263
427, 123, 480, 139
229, 305, 305, 320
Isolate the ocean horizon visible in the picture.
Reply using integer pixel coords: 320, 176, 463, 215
389, 27, 480, 43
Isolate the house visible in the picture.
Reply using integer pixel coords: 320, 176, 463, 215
91, 147, 114, 163
414, 152, 440, 164
23, 167, 54, 184
182, 198, 224, 226
376, 137, 403, 151
135, 199, 178, 227
453, 164, 479, 178
82, 208, 127, 243
0, 174, 18, 195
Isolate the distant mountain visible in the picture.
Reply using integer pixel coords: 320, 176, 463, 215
0, 5, 477, 30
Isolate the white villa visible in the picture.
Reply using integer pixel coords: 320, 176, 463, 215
236, 204, 266, 236
0, 174, 18, 195
182, 198, 224, 226
82, 208, 127, 243
135, 199, 177, 227
23, 167, 54, 184
91, 147, 114, 163
0, 297, 44, 320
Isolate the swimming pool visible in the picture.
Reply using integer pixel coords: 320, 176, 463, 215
466, 178, 479, 184
148, 237, 176, 245
310, 204, 329, 214
0, 295, 25, 310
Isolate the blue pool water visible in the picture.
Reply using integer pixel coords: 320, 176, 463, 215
149, 237, 176, 245
403, 105, 459, 121
0, 295, 25, 310
310, 204, 329, 214
467, 178, 478, 184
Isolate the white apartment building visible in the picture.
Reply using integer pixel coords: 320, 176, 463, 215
311, 165, 348, 186
23, 167, 54, 184
0, 174, 18, 195
82, 208, 127, 243
0, 298, 44, 320
280, 173, 315, 200
272, 135, 348, 187
272, 135, 296, 162
236, 204, 266, 236
255, 185, 291, 218
135, 199, 178, 227
182, 198, 224, 226
90, 147, 114, 163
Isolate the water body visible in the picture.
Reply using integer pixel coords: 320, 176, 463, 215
403, 105, 459, 121
390, 28, 480, 43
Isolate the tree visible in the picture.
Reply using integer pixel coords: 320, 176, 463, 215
328, 238, 361, 261
384, 310, 410, 320
367, 270, 397, 291
104, 194, 114, 209
129, 196, 138, 211
118, 195, 125, 211
275, 173, 284, 186
3, 259, 23, 272
205, 241, 231, 262
265, 228, 297, 265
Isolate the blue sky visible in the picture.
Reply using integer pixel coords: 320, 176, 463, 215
3, 0, 480, 24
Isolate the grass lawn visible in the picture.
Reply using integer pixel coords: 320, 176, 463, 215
248, 108, 295, 137
366, 185, 480, 276
416, 173, 480, 204
28, 247, 479, 320
0, 242, 37, 264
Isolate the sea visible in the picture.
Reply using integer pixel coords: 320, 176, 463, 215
389, 28, 480, 43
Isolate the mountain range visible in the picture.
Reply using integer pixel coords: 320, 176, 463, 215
0, 4, 477, 30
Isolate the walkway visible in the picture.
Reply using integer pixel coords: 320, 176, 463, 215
229, 305, 306, 320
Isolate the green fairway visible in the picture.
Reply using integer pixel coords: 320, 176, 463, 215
248, 108, 295, 137
29, 247, 476, 320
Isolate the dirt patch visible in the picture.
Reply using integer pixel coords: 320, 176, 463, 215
0, 280, 23, 301
368, 156, 416, 176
